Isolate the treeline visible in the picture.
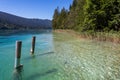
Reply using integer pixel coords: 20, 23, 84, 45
52, 0, 120, 32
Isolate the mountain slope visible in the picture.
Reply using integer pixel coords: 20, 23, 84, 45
0, 11, 52, 30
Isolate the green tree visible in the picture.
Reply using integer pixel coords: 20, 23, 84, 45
65, 0, 78, 29
59, 7, 68, 29
107, 0, 120, 31
52, 7, 60, 29
52, 0, 120, 32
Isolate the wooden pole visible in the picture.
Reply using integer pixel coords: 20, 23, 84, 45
15, 41, 23, 69
31, 36, 36, 54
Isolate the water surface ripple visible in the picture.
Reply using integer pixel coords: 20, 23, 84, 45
0, 30, 120, 80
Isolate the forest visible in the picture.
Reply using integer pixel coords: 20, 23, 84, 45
52, 0, 120, 33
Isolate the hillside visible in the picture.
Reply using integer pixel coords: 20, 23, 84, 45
0, 11, 52, 30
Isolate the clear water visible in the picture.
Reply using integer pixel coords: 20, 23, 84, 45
0, 30, 120, 80
0, 30, 55, 80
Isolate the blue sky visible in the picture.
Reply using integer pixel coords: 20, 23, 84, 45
0, 0, 73, 20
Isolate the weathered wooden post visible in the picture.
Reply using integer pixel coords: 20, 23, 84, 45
31, 36, 36, 54
14, 41, 23, 69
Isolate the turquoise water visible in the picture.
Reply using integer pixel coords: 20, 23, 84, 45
0, 30, 120, 80
0, 30, 55, 80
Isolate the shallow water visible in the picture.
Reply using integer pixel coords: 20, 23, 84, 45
53, 32, 120, 80
0, 30, 120, 80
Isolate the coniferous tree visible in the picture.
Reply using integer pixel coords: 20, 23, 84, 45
84, 0, 120, 31
52, 7, 60, 29
65, 0, 78, 29
52, 0, 120, 32
108, 0, 120, 31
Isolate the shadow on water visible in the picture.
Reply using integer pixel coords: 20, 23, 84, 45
13, 67, 23, 80
24, 51, 54, 60
27, 68, 58, 80
36, 51, 54, 57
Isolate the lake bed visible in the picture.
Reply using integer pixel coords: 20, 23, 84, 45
0, 30, 120, 80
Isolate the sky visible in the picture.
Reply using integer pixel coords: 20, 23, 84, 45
0, 0, 73, 20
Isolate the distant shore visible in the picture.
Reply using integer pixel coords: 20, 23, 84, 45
53, 29, 120, 44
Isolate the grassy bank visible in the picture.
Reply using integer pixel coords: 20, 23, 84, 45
54, 29, 120, 44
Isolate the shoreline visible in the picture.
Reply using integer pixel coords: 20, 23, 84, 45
53, 29, 120, 44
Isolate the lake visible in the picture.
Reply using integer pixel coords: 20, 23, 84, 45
0, 30, 120, 80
